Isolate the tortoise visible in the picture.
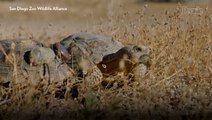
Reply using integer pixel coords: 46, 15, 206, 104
0, 39, 74, 85
57, 32, 151, 86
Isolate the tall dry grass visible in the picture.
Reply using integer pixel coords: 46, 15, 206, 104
0, 2, 212, 120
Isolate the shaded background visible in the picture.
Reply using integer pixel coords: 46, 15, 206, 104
0, 0, 211, 43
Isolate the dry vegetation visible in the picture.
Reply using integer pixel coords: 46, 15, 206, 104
0, 0, 212, 120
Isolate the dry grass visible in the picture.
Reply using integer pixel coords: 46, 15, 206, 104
0, 0, 212, 120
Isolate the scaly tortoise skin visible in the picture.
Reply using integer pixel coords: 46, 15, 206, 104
97, 44, 150, 77
58, 32, 151, 86
0, 33, 150, 88
0, 39, 42, 83
0, 39, 74, 84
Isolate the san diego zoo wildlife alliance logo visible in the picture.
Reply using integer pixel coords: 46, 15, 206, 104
9, 6, 68, 12
181, 6, 204, 15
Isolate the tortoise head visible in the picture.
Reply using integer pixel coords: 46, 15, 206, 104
126, 44, 151, 68
28, 47, 55, 66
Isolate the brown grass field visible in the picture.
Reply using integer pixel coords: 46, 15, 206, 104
0, 0, 212, 119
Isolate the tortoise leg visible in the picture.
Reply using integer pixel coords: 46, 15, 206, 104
84, 65, 103, 88
131, 64, 148, 79
43, 63, 50, 85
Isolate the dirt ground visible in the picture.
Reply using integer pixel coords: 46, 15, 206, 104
0, 0, 210, 42
0, 0, 212, 120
